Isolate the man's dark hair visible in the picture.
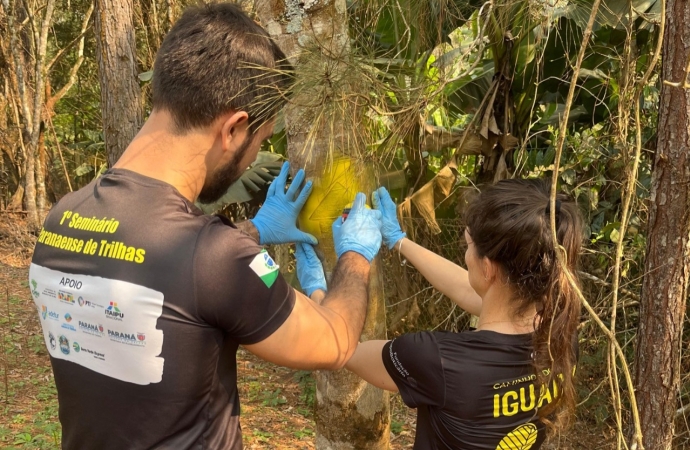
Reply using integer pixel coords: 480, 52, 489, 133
152, 2, 293, 133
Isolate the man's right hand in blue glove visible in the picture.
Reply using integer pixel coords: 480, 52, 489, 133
332, 192, 383, 262
372, 186, 406, 249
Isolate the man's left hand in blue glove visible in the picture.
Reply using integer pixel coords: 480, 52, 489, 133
250, 162, 318, 245
294, 242, 327, 298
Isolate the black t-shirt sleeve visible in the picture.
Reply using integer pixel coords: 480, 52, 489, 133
193, 218, 295, 345
382, 332, 446, 408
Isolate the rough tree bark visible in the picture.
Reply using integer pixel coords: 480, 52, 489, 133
634, 0, 690, 448
255, 1, 390, 448
1, 0, 91, 222
1, 0, 56, 228
94, 0, 144, 166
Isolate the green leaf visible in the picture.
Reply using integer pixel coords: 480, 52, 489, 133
610, 228, 620, 243
138, 70, 153, 82
74, 163, 94, 177
560, 168, 576, 185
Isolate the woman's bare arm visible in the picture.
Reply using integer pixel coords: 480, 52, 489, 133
396, 238, 482, 316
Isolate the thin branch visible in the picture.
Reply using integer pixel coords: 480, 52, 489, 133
47, 24, 93, 73
578, 270, 640, 301
47, 1, 95, 107
609, 4, 637, 446
635, 0, 665, 99
29, 0, 56, 139
548, 0, 644, 448
6, 0, 33, 129
676, 403, 690, 419
46, 115, 72, 192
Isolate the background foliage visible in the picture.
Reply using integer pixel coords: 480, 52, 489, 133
2, 0, 688, 446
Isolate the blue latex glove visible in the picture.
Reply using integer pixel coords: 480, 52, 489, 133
251, 162, 317, 245
294, 243, 327, 296
372, 187, 406, 249
332, 192, 383, 262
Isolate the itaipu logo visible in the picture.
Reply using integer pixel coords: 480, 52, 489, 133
78, 320, 104, 337
58, 335, 70, 355
104, 302, 124, 321
108, 329, 145, 346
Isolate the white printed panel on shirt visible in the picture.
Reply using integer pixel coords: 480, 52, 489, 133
29, 263, 165, 385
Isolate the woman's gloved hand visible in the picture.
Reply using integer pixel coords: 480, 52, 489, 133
372, 187, 406, 249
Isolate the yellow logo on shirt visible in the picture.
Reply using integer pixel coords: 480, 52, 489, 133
496, 423, 538, 449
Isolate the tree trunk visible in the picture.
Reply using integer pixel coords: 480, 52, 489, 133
255, 1, 390, 448
36, 121, 47, 217
634, 1, 690, 448
166, 0, 175, 29
23, 139, 38, 222
94, 0, 144, 166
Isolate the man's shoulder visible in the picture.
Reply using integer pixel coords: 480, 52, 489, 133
196, 216, 256, 250
193, 216, 266, 273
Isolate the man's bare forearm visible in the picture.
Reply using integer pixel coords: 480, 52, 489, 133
321, 251, 371, 359
236, 220, 260, 243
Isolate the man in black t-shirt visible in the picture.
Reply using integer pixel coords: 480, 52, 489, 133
29, 4, 383, 449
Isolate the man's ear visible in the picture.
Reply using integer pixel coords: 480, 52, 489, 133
220, 111, 250, 153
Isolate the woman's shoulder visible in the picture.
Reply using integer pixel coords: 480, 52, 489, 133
430, 331, 535, 378
434, 329, 532, 344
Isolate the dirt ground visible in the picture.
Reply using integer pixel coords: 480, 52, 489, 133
0, 216, 612, 449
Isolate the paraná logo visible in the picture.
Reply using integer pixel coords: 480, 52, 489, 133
108, 329, 145, 346
78, 320, 104, 337
64, 313, 73, 323
41, 305, 47, 320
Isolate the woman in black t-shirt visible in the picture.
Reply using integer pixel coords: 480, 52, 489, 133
295, 179, 583, 449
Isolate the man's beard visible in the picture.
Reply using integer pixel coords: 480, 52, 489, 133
197, 136, 252, 204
